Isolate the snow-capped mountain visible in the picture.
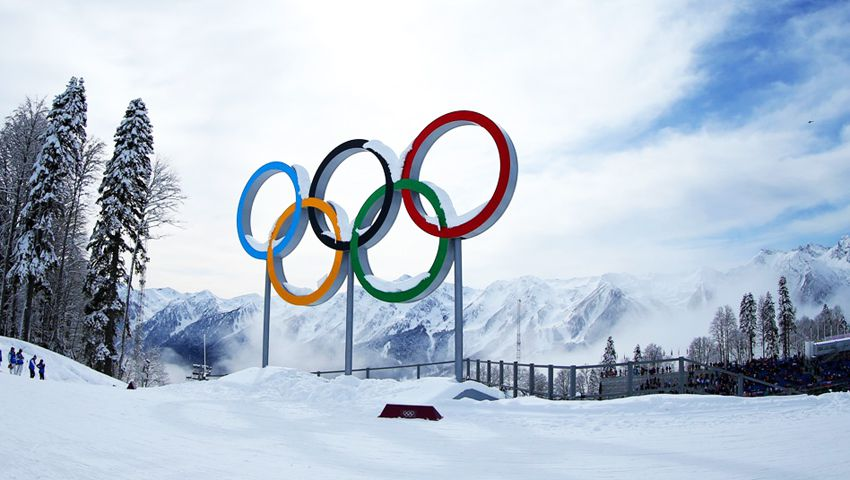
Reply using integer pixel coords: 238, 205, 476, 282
139, 236, 850, 373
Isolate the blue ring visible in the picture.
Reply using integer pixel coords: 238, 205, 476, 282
236, 162, 303, 259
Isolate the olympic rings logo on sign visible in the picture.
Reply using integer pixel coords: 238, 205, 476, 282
236, 110, 517, 306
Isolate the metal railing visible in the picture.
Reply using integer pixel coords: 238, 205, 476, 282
307, 356, 799, 400
463, 357, 795, 400
312, 360, 456, 380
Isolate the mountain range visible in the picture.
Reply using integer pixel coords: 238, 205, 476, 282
138, 235, 850, 375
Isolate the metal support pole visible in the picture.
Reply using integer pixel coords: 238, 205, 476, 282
529, 363, 536, 396
453, 239, 464, 382
416, 364, 421, 380
547, 365, 554, 400
466, 358, 470, 380
316, 371, 321, 377
366, 367, 371, 379
626, 361, 634, 396
262, 271, 271, 368
513, 361, 519, 398
499, 361, 504, 388
345, 260, 354, 375
476, 359, 481, 382
569, 365, 576, 399
737, 374, 744, 397
486, 360, 492, 385
678, 357, 686, 394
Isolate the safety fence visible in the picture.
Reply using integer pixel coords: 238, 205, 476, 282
312, 357, 796, 400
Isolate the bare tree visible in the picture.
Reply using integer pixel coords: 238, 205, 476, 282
119, 156, 185, 376
710, 305, 737, 365
0, 98, 48, 336
687, 336, 714, 364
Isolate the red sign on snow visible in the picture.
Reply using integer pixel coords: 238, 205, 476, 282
378, 404, 443, 421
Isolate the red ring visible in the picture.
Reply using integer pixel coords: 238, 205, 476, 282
401, 110, 516, 239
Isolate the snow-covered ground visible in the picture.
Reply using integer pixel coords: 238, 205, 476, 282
3, 347, 849, 480
0, 335, 124, 386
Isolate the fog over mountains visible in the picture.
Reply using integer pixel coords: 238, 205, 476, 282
138, 236, 850, 375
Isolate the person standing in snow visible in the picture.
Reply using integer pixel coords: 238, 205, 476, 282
28, 355, 37, 379
6, 347, 13, 374
15, 349, 24, 375
37, 359, 45, 380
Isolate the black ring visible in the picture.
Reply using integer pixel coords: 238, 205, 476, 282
308, 139, 397, 251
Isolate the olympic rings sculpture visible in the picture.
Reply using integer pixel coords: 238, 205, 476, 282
236, 110, 517, 306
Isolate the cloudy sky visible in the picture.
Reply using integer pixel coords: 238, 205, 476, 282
2, 1, 849, 298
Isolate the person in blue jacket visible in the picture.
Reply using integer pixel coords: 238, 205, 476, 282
37, 359, 45, 380
14, 349, 24, 375
28, 355, 37, 379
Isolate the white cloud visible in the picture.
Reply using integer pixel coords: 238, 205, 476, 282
2, 1, 847, 299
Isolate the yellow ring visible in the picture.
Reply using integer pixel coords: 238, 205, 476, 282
266, 198, 344, 306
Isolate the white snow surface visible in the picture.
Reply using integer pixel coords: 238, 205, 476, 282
0, 335, 124, 386
293, 163, 311, 196
2, 360, 849, 479
422, 180, 486, 228
364, 139, 402, 181
283, 282, 314, 296
244, 233, 283, 252
325, 200, 352, 241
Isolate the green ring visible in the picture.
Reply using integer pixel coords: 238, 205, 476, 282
351, 179, 450, 303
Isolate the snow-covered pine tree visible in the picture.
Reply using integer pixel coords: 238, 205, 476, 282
83, 98, 153, 376
601, 336, 616, 377
8, 78, 86, 343
739, 292, 757, 362
777, 276, 796, 359
760, 292, 778, 359
633, 344, 642, 363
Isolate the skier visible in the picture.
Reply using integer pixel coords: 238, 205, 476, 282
14, 349, 24, 375
37, 359, 45, 380
6, 347, 13, 374
28, 355, 37, 379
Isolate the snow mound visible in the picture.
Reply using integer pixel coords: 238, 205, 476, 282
214, 367, 503, 407
0, 335, 125, 387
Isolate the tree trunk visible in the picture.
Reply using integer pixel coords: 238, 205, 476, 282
0, 181, 26, 337
20, 277, 33, 342
117, 240, 139, 377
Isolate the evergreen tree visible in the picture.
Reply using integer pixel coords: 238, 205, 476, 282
8, 78, 86, 342
760, 292, 778, 358
601, 336, 616, 377
777, 276, 796, 359
633, 344, 642, 363
739, 292, 757, 361
83, 99, 153, 376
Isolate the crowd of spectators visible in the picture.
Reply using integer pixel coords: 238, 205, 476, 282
599, 352, 850, 397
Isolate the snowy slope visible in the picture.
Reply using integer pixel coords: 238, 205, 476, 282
0, 335, 125, 386
2, 367, 849, 479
